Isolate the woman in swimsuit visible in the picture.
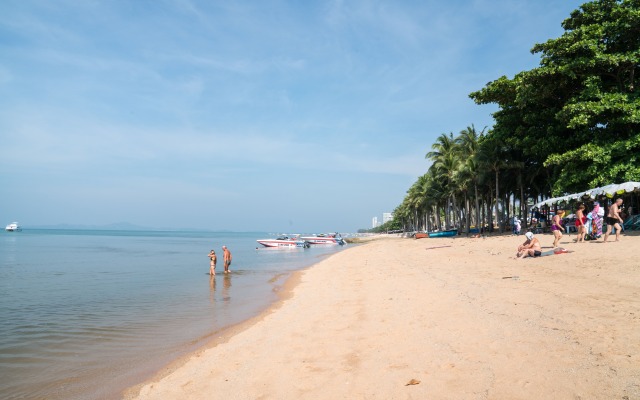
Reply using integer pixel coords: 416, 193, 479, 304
574, 204, 587, 243
208, 250, 217, 275
551, 210, 565, 248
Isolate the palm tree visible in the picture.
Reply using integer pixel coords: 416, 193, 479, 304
455, 125, 486, 234
426, 132, 461, 229
478, 136, 509, 232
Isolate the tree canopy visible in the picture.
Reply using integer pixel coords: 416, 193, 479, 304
470, 0, 640, 195
391, 0, 639, 233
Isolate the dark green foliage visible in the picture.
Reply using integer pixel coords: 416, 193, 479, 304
471, 0, 640, 195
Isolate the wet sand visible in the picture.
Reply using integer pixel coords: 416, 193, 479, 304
126, 232, 639, 399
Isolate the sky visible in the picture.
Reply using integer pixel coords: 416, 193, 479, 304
0, 0, 584, 232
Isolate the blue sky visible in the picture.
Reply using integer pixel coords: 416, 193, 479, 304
1, 0, 583, 232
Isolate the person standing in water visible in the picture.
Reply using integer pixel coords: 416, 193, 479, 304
208, 250, 217, 275
222, 245, 232, 273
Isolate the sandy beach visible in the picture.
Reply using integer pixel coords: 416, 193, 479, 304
127, 232, 639, 399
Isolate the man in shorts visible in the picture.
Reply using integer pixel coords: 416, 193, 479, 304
603, 198, 624, 242
517, 232, 542, 259
222, 245, 232, 273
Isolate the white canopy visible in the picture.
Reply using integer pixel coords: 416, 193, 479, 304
532, 181, 640, 209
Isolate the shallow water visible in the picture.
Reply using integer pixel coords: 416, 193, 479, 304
0, 230, 344, 399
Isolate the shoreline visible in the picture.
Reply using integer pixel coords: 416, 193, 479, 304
126, 233, 639, 399
121, 266, 306, 400
121, 243, 362, 400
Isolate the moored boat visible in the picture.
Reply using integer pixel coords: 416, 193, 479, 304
257, 235, 310, 248
428, 229, 457, 238
414, 232, 428, 239
300, 232, 345, 245
5, 222, 22, 232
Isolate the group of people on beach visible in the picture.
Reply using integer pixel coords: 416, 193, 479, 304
516, 198, 625, 259
208, 246, 232, 275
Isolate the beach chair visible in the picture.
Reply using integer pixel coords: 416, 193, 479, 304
623, 215, 640, 231
534, 221, 547, 234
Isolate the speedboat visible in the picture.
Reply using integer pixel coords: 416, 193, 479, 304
300, 232, 345, 245
257, 235, 310, 248
5, 222, 22, 232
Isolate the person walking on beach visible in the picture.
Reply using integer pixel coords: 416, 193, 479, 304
517, 232, 542, 259
604, 198, 624, 242
208, 250, 217, 275
513, 216, 521, 235
574, 204, 587, 243
222, 245, 232, 273
550, 210, 565, 248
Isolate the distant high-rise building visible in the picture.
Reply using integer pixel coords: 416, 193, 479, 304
372, 216, 378, 228
383, 212, 393, 224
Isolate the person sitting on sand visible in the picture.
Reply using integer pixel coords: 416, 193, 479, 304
550, 210, 565, 248
517, 232, 542, 259
208, 250, 217, 275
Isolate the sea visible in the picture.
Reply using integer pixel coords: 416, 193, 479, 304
0, 229, 346, 400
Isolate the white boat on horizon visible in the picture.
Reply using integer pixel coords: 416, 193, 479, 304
256, 235, 310, 248
300, 232, 345, 245
5, 222, 22, 232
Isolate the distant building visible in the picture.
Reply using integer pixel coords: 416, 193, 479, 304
383, 212, 393, 224
372, 216, 378, 228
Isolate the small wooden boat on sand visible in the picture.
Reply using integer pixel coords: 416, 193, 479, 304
428, 229, 458, 238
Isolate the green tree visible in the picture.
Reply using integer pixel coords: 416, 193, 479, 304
455, 125, 485, 234
471, 0, 640, 195
426, 132, 461, 229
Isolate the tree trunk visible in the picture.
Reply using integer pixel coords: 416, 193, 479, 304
505, 192, 511, 232
474, 182, 480, 233
495, 169, 502, 233
465, 193, 471, 235
520, 180, 526, 229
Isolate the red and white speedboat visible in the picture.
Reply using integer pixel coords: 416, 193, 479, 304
300, 233, 345, 245
257, 235, 310, 248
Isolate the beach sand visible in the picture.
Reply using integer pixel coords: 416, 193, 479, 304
126, 232, 639, 399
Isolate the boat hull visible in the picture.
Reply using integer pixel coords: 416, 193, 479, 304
428, 229, 457, 238
300, 234, 345, 245
257, 239, 309, 248
5, 222, 21, 232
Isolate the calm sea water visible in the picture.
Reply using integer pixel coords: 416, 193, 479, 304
0, 229, 345, 400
